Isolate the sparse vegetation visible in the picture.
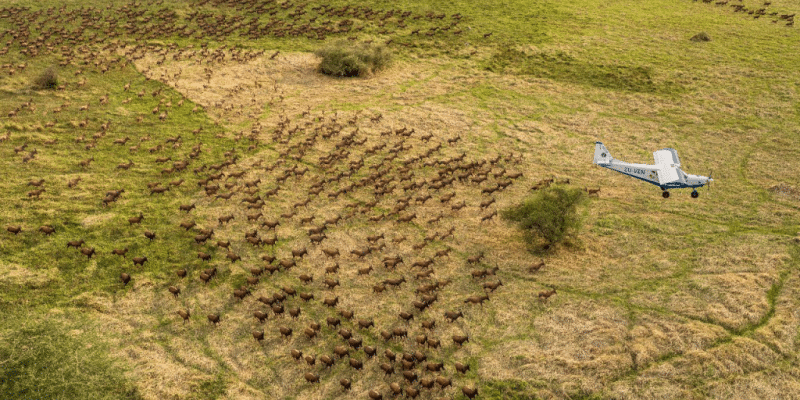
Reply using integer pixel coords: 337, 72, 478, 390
314, 40, 392, 77
32, 67, 58, 90
502, 186, 586, 250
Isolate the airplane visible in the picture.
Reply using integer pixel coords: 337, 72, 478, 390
593, 142, 712, 198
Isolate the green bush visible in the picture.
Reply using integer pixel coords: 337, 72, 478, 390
502, 185, 586, 251
32, 67, 59, 90
314, 40, 392, 77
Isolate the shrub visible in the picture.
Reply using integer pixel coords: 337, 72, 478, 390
690, 32, 711, 42
502, 186, 586, 251
314, 40, 391, 77
33, 67, 58, 90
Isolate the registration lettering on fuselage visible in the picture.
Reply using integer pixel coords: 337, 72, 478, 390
623, 167, 646, 175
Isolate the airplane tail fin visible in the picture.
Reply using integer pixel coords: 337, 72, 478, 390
593, 142, 612, 165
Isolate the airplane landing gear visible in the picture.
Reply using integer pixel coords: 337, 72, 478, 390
662, 191, 670, 198
691, 191, 699, 198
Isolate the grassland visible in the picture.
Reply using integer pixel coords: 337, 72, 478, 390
1, 0, 799, 399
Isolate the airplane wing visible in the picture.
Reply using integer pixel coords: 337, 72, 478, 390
653, 148, 684, 185
653, 148, 681, 167
656, 165, 681, 185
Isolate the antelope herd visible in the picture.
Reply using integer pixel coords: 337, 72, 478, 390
697, 0, 795, 26
0, 1, 580, 398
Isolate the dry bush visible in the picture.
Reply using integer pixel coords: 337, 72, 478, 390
314, 40, 392, 77
32, 67, 58, 89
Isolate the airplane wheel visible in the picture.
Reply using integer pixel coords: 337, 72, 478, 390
662, 191, 670, 198
691, 191, 699, 198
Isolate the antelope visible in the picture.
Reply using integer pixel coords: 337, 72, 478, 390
79, 157, 94, 168
254, 311, 268, 323
291, 247, 308, 258
323, 296, 339, 307
465, 294, 490, 305
452, 334, 470, 346
462, 386, 479, 399
444, 311, 464, 322
325, 263, 339, 274
383, 277, 406, 287
539, 288, 557, 301
481, 210, 498, 222
483, 280, 503, 292
324, 278, 340, 289
358, 319, 374, 329
303, 372, 319, 384
435, 376, 452, 389
128, 212, 144, 225
322, 248, 340, 258
358, 266, 373, 275
529, 261, 545, 273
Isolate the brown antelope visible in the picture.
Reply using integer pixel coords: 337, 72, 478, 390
538, 288, 557, 301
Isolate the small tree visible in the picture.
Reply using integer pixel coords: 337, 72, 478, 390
33, 67, 58, 90
502, 186, 586, 251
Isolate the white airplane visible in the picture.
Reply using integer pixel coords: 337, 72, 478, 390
593, 142, 712, 198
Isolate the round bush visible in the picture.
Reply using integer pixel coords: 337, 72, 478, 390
33, 67, 58, 89
501, 186, 586, 251
315, 41, 391, 77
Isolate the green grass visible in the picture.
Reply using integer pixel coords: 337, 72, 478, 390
484, 47, 666, 93
190, 374, 228, 400
0, 311, 142, 400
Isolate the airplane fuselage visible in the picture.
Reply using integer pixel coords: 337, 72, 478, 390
599, 161, 709, 190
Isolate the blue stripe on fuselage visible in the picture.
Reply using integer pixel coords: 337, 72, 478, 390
599, 164, 701, 189
601, 164, 658, 184
598, 164, 702, 189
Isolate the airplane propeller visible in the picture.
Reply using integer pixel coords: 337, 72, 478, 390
706, 170, 713, 191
